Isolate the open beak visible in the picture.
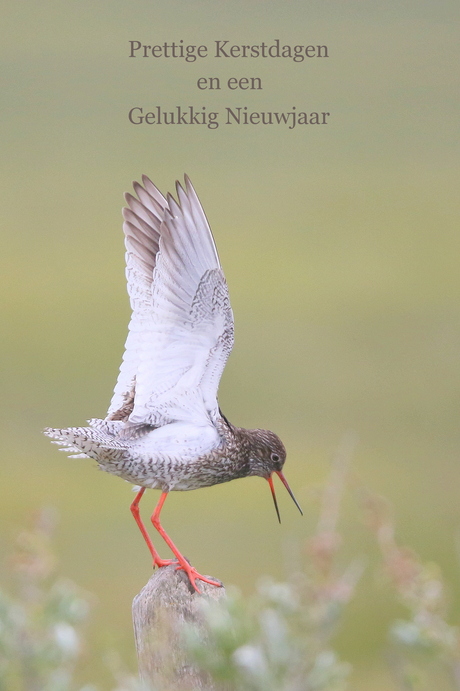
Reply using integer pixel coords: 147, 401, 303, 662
267, 471, 303, 523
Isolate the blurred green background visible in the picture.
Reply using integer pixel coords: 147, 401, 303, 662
2, 0, 460, 688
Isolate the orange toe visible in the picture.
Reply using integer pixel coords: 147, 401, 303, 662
154, 558, 177, 569
175, 563, 223, 592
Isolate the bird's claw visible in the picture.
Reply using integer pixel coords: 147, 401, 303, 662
175, 563, 223, 593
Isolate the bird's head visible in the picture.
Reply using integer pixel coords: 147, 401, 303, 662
247, 429, 303, 522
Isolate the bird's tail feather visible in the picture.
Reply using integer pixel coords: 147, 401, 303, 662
44, 419, 127, 462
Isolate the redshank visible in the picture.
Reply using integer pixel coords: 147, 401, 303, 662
45, 175, 302, 592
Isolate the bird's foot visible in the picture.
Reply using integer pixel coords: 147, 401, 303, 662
153, 557, 178, 570
175, 562, 223, 593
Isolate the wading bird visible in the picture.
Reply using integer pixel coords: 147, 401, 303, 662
45, 176, 302, 591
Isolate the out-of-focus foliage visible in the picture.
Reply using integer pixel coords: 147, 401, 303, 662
359, 489, 460, 690
0, 508, 92, 691
185, 581, 352, 691
0, 509, 142, 691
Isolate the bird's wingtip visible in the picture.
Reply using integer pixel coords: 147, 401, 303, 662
175, 179, 185, 198
184, 174, 195, 193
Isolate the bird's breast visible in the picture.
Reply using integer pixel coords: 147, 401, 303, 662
107, 420, 222, 490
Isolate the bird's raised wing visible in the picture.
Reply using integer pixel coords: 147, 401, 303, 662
106, 176, 168, 421
107, 176, 234, 428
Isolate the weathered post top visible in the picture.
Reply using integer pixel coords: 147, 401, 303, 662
133, 565, 225, 690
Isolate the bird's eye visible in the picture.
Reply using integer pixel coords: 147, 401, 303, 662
271, 453, 280, 463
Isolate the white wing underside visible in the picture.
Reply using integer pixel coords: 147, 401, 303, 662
106, 175, 234, 428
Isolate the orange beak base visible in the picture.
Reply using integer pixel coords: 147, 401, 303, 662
267, 471, 303, 523
267, 475, 281, 523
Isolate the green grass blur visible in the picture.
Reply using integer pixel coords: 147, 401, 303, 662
2, 0, 460, 688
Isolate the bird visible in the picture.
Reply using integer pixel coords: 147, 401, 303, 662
45, 175, 302, 592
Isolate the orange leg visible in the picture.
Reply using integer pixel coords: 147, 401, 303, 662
130, 488, 175, 569
151, 492, 223, 593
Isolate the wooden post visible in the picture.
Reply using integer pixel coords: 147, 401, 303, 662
132, 564, 226, 690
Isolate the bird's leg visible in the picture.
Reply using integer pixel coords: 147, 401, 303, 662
151, 492, 223, 593
130, 488, 176, 569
